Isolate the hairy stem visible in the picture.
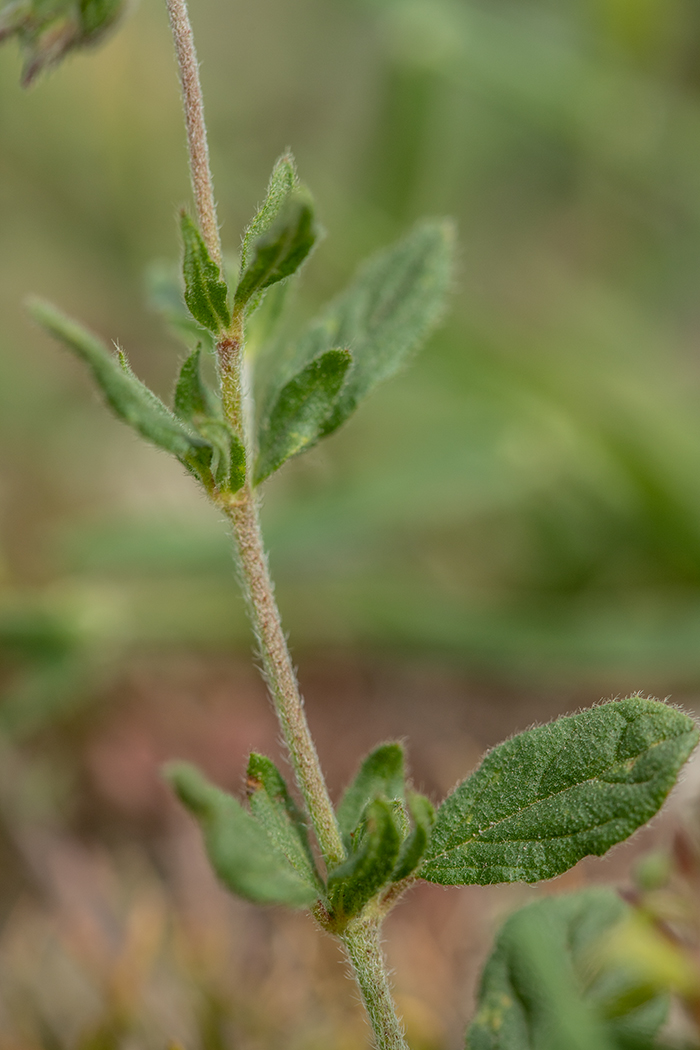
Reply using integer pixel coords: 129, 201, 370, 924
342, 918, 410, 1050
165, 0, 222, 268
224, 490, 345, 868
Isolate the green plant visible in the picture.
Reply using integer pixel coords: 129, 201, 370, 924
1, 2, 699, 1048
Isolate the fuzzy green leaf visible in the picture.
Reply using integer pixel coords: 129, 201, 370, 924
270, 220, 454, 436
246, 753, 322, 890
467, 890, 668, 1050
240, 154, 297, 274
391, 791, 435, 882
254, 348, 351, 484
29, 298, 207, 460
180, 212, 231, 334
165, 761, 318, 909
336, 743, 406, 851
420, 697, 698, 887
174, 346, 222, 424
235, 190, 319, 312
327, 796, 402, 924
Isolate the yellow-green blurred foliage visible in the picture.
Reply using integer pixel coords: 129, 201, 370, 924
5, 0, 700, 695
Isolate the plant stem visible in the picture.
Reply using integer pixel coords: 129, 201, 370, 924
224, 490, 345, 868
343, 918, 410, 1050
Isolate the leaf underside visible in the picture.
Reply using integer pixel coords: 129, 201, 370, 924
420, 697, 698, 886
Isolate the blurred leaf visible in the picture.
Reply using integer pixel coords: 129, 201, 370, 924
240, 153, 297, 273
391, 790, 435, 881
145, 261, 214, 351
420, 697, 698, 886
246, 753, 322, 890
336, 742, 405, 850
165, 761, 318, 908
28, 298, 207, 460
180, 213, 231, 335
466, 889, 668, 1050
174, 347, 222, 424
235, 190, 319, 313
327, 796, 401, 923
0, 0, 124, 85
254, 348, 351, 484
271, 220, 454, 435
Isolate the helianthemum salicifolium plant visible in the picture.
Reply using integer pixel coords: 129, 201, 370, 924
2, 1, 700, 1047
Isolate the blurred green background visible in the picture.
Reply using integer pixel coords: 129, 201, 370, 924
4, 0, 700, 716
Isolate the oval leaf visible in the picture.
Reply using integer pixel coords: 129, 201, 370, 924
327, 796, 402, 926
420, 697, 698, 886
336, 742, 406, 851
180, 212, 231, 334
165, 761, 318, 909
254, 348, 351, 483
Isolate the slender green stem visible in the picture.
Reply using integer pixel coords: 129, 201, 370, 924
343, 918, 410, 1050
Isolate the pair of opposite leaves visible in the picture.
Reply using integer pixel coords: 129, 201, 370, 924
166, 697, 698, 927
30, 154, 454, 495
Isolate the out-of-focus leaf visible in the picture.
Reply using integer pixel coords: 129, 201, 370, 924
467, 889, 667, 1050
391, 790, 435, 881
28, 298, 207, 460
420, 697, 698, 886
180, 212, 231, 334
336, 742, 405, 850
240, 153, 297, 273
328, 796, 401, 924
270, 220, 454, 435
234, 191, 319, 313
254, 348, 351, 483
246, 754, 322, 890
165, 761, 318, 908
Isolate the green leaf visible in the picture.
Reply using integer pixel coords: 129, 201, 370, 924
164, 761, 318, 908
246, 753, 322, 891
234, 190, 320, 313
327, 797, 402, 924
254, 348, 351, 484
336, 742, 406, 851
420, 697, 698, 886
391, 791, 435, 882
29, 298, 207, 460
180, 212, 231, 334
174, 347, 222, 424
240, 153, 297, 274
467, 890, 668, 1050
271, 220, 454, 436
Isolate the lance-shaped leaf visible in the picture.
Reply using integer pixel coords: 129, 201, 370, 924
327, 797, 402, 924
467, 890, 668, 1050
267, 220, 454, 436
180, 212, 231, 334
165, 761, 318, 908
240, 154, 297, 274
28, 298, 207, 460
420, 697, 698, 887
391, 791, 435, 882
246, 754, 322, 890
174, 347, 223, 423
336, 743, 405, 851
234, 190, 319, 313
254, 348, 351, 484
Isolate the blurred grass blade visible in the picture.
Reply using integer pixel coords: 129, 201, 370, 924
420, 697, 698, 886
28, 298, 207, 460
180, 212, 231, 334
246, 753, 322, 890
391, 790, 435, 881
254, 348, 351, 483
240, 153, 297, 273
336, 742, 406, 850
234, 190, 319, 313
165, 761, 318, 908
328, 796, 401, 924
